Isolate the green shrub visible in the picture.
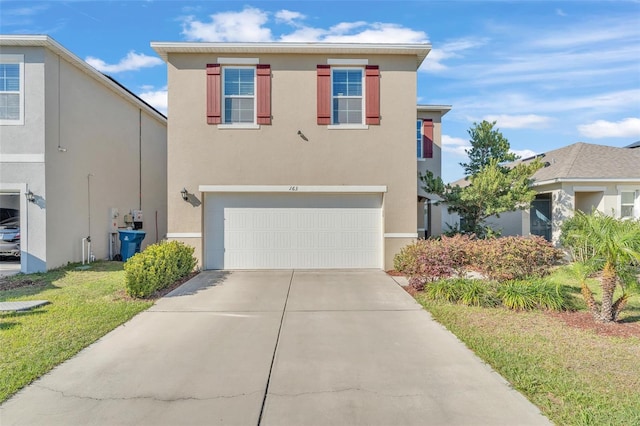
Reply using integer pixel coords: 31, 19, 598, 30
426, 279, 464, 302
497, 279, 566, 311
424, 278, 499, 307
124, 240, 196, 298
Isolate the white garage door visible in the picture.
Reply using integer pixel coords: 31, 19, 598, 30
204, 193, 382, 269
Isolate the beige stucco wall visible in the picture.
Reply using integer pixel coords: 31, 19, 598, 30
43, 50, 167, 269
166, 52, 418, 269
1, 44, 167, 272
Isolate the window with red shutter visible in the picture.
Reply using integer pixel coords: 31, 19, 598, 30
319, 64, 380, 126
206, 64, 221, 124
317, 65, 331, 125
423, 119, 434, 159
365, 65, 380, 125
256, 64, 271, 125
207, 63, 271, 126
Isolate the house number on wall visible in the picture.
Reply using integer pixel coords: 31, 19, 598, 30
289, 186, 298, 191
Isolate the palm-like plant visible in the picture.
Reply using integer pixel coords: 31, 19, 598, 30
561, 211, 640, 322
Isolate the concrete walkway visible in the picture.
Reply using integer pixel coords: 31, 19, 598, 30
1, 270, 550, 425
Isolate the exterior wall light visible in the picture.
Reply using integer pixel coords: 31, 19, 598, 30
25, 190, 36, 203
180, 188, 189, 201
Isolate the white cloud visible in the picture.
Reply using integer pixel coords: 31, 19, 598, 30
482, 114, 552, 129
511, 149, 537, 159
180, 7, 427, 44
577, 117, 640, 139
322, 23, 427, 43
275, 10, 305, 25
556, 9, 567, 17
139, 86, 168, 115
420, 38, 488, 73
181, 7, 272, 42
442, 135, 470, 157
85, 51, 163, 73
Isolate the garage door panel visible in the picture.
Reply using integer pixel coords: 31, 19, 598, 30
205, 193, 382, 269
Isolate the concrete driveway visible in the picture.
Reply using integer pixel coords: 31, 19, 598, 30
1, 270, 550, 425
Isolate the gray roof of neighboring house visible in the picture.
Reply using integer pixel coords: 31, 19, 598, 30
626, 140, 640, 149
448, 142, 640, 186
526, 142, 640, 182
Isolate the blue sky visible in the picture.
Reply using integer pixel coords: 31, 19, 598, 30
1, 0, 639, 182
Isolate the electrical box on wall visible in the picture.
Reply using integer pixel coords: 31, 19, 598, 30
132, 210, 143, 230
109, 208, 119, 232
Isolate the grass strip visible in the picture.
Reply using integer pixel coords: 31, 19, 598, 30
0, 261, 153, 402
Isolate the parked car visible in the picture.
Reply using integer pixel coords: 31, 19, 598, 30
0, 216, 20, 258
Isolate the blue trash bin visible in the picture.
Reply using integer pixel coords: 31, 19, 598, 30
118, 230, 146, 261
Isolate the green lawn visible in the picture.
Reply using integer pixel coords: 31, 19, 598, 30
0, 261, 153, 402
415, 266, 640, 426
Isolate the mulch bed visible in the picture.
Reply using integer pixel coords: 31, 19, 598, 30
387, 271, 640, 339
547, 311, 640, 339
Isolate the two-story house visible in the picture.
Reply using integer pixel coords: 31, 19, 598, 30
0, 35, 168, 273
152, 42, 446, 270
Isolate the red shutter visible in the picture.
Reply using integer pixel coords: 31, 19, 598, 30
317, 65, 331, 125
365, 65, 380, 125
256, 64, 271, 125
423, 119, 434, 158
206, 64, 221, 124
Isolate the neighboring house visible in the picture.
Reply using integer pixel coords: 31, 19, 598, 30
417, 105, 451, 238
152, 41, 444, 270
443, 142, 640, 242
0, 35, 167, 273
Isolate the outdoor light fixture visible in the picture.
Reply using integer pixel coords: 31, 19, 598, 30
25, 190, 35, 203
180, 188, 189, 201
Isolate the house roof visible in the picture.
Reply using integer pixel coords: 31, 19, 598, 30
448, 142, 640, 187
417, 104, 452, 116
626, 140, 640, 149
150, 42, 431, 69
525, 142, 640, 185
0, 35, 166, 123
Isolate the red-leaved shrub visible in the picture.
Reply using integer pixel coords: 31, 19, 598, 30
394, 235, 562, 289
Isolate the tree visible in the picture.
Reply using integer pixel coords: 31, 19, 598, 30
421, 159, 542, 236
561, 212, 640, 322
460, 121, 518, 176
420, 121, 541, 237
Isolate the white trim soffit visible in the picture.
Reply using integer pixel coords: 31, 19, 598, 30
198, 185, 388, 193
384, 233, 418, 238
167, 232, 202, 238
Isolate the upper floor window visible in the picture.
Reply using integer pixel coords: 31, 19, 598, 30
621, 191, 636, 218
223, 67, 255, 124
332, 68, 363, 125
0, 54, 24, 125
417, 119, 433, 159
317, 64, 379, 127
206, 62, 271, 128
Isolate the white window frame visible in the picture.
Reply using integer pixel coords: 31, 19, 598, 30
416, 119, 424, 159
618, 186, 639, 219
0, 54, 25, 126
220, 66, 257, 128
329, 67, 365, 128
